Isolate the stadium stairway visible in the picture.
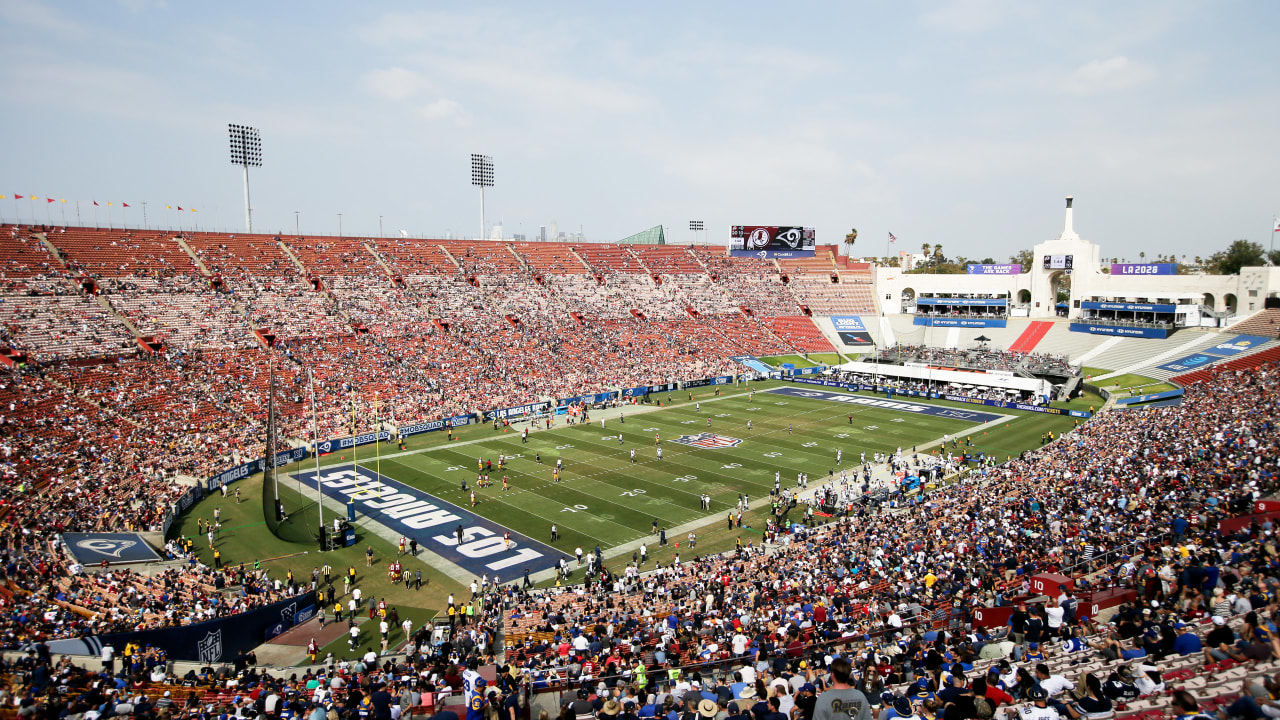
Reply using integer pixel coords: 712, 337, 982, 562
1090, 330, 1219, 380
1225, 308, 1280, 339
276, 239, 310, 276
1029, 321, 1112, 363
36, 233, 70, 273
1071, 336, 1123, 367
1007, 320, 1053, 353
364, 242, 400, 281
94, 294, 143, 338
173, 236, 213, 276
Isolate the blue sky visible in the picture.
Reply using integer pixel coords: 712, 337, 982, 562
2, 1, 1278, 261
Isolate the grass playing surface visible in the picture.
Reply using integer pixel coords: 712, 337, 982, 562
171, 378, 1090, 663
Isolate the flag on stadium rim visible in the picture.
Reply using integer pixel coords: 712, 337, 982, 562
1273, 217, 1279, 232
888, 231, 897, 243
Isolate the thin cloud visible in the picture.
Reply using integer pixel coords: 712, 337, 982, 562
1063, 56, 1154, 95
363, 67, 432, 102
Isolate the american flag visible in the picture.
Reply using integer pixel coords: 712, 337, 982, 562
888, 231, 897, 243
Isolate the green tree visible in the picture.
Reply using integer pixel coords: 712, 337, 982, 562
1009, 249, 1033, 272
1269, 249, 1280, 266
843, 228, 857, 256
1208, 239, 1266, 275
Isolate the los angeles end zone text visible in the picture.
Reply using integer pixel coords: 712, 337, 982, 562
299, 465, 571, 578
765, 386, 1005, 424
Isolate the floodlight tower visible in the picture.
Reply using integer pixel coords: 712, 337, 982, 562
470, 153, 494, 240
689, 220, 705, 245
228, 124, 262, 232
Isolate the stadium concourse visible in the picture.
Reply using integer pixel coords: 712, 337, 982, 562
0, 223, 1276, 720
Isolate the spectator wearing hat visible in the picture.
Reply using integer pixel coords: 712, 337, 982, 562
1101, 667, 1140, 703
791, 684, 817, 720
890, 698, 917, 720
1008, 688, 1055, 720
1203, 615, 1239, 663
1172, 624, 1203, 656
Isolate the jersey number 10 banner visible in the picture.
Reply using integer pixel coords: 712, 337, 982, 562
731, 226, 815, 255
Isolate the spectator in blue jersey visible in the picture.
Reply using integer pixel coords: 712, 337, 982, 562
468, 679, 489, 720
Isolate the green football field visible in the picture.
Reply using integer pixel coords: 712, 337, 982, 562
171, 379, 1088, 661
279, 380, 1081, 560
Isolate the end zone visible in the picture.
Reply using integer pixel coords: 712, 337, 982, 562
765, 386, 1005, 423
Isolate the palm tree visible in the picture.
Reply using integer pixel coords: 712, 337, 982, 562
1139, 251, 1146, 261
843, 228, 857, 256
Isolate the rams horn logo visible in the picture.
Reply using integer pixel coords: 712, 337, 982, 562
76, 539, 137, 558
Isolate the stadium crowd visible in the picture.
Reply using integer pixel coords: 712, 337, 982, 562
482, 360, 1277, 718
872, 346, 1076, 378
0, 224, 1275, 720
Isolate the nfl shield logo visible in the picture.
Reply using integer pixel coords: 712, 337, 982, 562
672, 433, 743, 449
197, 630, 223, 663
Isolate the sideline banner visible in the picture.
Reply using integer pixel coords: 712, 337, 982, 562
785, 378, 1090, 418
485, 401, 551, 421
400, 415, 473, 437
684, 375, 734, 389
1115, 389, 1185, 405
317, 431, 391, 455
46, 592, 316, 662
207, 447, 308, 490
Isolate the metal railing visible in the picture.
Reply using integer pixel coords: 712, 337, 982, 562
1057, 530, 1173, 578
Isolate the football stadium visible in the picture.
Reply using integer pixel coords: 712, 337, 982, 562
3, 5, 1280, 720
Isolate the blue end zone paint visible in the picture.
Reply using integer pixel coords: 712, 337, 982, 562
765, 386, 1004, 423
730, 355, 777, 375
293, 465, 571, 580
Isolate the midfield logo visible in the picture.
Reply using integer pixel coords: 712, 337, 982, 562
672, 433, 743, 449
